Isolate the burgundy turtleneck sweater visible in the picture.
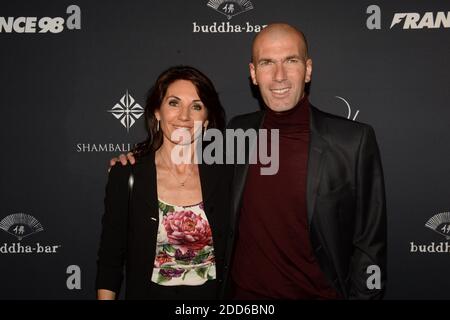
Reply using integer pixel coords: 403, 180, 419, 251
231, 97, 339, 299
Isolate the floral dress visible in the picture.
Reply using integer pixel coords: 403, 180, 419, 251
151, 199, 216, 286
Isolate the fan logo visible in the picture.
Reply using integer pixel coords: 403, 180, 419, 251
0, 213, 61, 254
207, 0, 254, 20
410, 211, 450, 254
0, 213, 43, 241
425, 212, 450, 240
193, 0, 265, 33
108, 90, 144, 132
0, 5, 81, 34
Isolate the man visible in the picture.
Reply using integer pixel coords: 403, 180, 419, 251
113, 23, 387, 299
222, 23, 386, 299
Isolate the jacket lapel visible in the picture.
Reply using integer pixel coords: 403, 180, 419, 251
198, 161, 218, 205
306, 105, 330, 226
135, 152, 159, 221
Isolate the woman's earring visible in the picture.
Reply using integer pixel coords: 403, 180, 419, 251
203, 124, 207, 138
157, 120, 160, 132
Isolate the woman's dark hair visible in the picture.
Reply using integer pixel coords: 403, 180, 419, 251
132, 65, 226, 158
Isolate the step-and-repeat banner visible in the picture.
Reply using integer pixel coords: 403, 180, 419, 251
0, 0, 449, 299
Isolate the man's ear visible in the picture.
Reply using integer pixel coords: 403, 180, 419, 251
249, 62, 258, 85
305, 58, 313, 83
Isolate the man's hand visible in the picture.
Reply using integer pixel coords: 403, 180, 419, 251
109, 152, 136, 171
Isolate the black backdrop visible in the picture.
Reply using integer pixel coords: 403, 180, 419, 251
0, 0, 449, 299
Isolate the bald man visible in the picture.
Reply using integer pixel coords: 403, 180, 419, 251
222, 23, 386, 300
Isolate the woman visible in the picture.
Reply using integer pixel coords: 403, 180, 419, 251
96, 66, 230, 300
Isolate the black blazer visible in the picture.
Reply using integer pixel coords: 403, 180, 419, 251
222, 104, 387, 299
96, 151, 231, 299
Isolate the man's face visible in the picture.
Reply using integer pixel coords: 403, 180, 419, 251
250, 32, 312, 112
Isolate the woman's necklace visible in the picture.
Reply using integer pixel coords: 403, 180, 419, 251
159, 150, 192, 188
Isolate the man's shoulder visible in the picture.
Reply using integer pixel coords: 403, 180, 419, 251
227, 110, 264, 129
312, 105, 373, 135
311, 105, 379, 150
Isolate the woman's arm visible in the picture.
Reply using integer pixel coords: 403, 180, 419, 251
97, 289, 116, 300
95, 165, 130, 298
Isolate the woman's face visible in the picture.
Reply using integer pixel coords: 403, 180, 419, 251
155, 79, 208, 146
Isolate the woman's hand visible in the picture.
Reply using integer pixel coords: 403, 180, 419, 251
97, 289, 116, 300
